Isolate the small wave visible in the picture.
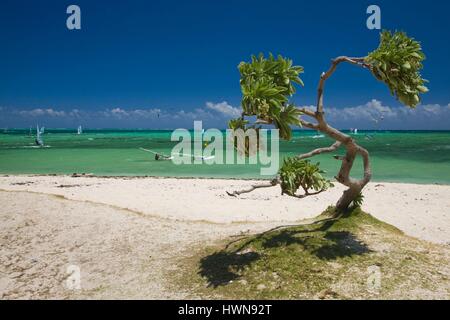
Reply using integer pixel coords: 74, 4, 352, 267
432, 145, 450, 151
20, 145, 52, 149
296, 135, 325, 139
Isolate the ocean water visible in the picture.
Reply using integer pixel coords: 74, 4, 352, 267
1, 129, 449, 184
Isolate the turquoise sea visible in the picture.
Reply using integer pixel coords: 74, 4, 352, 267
1, 129, 449, 184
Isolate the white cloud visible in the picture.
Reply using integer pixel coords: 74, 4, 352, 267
99, 107, 162, 119
131, 108, 161, 118
322, 99, 397, 122
68, 109, 85, 119
110, 107, 128, 117
172, 108, 214, 120
2, 100, 449, 129
18, 108, 66, 117
98, 102, 240, 122
303, 99, 450, 129
205, 101, 241, 118
3, 101, 239, 122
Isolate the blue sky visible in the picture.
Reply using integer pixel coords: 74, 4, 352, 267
0, 0, 449, 129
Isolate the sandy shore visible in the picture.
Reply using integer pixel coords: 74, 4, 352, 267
0, 191, 281, 299
0, 175, 449, 244
1, 175, 449, 299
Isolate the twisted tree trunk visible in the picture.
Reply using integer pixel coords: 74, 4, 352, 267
298, 56, 372, 211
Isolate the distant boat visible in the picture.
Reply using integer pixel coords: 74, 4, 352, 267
312, 130, 324, 139
35, 125, 44, 146
139, 147, 215, 161
77, 125, 83, 135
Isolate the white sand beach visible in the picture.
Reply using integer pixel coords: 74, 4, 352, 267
1, 175, 449, 299
1, 175, 449, 243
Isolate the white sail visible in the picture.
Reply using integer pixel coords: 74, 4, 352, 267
36, 125, 44, 146
77, 125, 83, 135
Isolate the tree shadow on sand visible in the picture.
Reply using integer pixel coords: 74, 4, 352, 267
198, 216, 372, 288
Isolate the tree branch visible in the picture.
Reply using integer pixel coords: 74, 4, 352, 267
317, 56, 369, 113
356, 145, 372, 186
297, 107, 317, 119
255, 119, 271, 125
227, 178, 279, 197
297, 141, 342, 160
313, 55, 373, 211
227, 180, 327, 200
299, 119, 319, 130
287, 189, 326, 199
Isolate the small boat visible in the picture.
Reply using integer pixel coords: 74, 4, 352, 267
311, 131, 324, 139
35, 125, 44, 146
139, 147, 214, 161
77, 125, 83, 135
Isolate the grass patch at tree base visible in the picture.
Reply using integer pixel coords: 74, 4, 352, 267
174, 207, 450, 299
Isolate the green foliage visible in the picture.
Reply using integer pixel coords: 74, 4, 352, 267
238, 53, 304, 140
228, 118, 248, 130
279, 157, 333, 196
351, 192, 364, 209
271, 104, 303, 140
227, 118, 261, 157
366, 31, 428, 107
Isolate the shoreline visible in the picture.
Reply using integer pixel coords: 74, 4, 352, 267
0, 174, 449, 244
1, 173, 449, 187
